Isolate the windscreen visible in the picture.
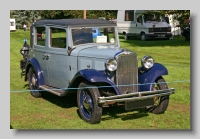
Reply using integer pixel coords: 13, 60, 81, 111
71, 27, 116, 46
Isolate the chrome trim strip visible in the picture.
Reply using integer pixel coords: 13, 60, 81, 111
39, 86, 63, 96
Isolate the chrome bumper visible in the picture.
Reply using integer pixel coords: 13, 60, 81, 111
98, 88, 175, 104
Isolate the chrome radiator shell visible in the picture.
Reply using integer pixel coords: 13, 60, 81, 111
115, 52, 138, 94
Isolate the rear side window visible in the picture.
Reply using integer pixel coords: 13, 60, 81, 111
35, 26, 46, 46
50, 27, 67, 49
125, 10, 134, 21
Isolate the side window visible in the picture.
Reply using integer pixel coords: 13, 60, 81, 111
125, 10, 134, 21
35, 26, 46, 46
137, 15, 142, 23
50, 27, 67, 49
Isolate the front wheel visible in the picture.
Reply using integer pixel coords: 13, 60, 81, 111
77, 82, 102, 124
146, 77, 169, 114
185, 32, 190, 41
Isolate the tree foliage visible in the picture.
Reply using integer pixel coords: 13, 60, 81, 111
143, 10, 190, 27
38, 10, 117, 20
163, 10, 190, 27
10, 10, 41, 29
10, 10, 190, 29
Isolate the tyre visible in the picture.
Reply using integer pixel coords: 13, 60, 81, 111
124, 34, 129, 40
146, 77, 169, 114
77, 81, 102, 124
185, 32, 190, 41
140, 33, 146, 41
28, 67, 41, 98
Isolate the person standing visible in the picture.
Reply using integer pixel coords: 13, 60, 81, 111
23, 24, 27, 31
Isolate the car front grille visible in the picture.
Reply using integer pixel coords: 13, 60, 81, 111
153, 27, 170, 32
115, 52, 138, 94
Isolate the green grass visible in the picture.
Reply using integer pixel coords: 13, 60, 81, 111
10, 30, 190, 129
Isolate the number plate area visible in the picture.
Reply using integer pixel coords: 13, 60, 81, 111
158, 34, 165, 37
125, 98, 154, 110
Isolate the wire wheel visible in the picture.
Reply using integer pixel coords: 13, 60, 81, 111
77, 82, 102, 124
146, 77, 169, 114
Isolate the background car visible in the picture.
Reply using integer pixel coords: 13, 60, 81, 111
181, 26, 190, 41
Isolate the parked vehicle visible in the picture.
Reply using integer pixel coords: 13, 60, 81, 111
20, 19, 175, 124
181, 26, 190, 41
117, 10, 172, 40
10, 18, 16, 31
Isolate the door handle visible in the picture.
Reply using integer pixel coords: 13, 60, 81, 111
42, 54, 50, 60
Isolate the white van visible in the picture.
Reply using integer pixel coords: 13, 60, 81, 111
117, 10, 172, 40
10, 18, 16, 31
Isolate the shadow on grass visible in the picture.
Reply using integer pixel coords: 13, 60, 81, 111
23, 84, 29, 89
119, 35, 190, 47
41, 92, 77, 108
75, 105, 149, 123
10, 124, 13, 129
24, 83, 150, 122
101, 106, 149, 122
25, 83, 77, 109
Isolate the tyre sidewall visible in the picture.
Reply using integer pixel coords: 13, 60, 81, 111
124, 34, 129, 40
141, 33, 146, 41
77, 82, 102, 124
149, 77, 169, 114
28, 67, 41, 98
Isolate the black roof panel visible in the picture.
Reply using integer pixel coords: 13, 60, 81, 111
33, 19, 116, 26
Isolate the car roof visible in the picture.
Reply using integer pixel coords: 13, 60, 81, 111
33, 19, 116, 27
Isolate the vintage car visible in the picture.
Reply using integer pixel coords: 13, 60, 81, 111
20, 19, 175, 124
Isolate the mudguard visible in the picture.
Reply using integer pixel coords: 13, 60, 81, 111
70, 69, 121, 95
138, 63, 168, 92
25, 58, 44, 86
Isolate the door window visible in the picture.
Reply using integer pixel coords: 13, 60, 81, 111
50, 27, 67, 49
35, 26, 46, 46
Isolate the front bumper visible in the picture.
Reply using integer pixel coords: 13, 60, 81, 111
98, 88, 175, 104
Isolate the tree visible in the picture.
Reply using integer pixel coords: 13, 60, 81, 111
154, 10, 190, 27
39, 10, 65, 19
40, 10, 117, 20
164, 10, 190, 27
10, 10, 41, 29
10, 10, 118, 29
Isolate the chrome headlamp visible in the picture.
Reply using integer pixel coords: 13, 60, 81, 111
141, 56, 154, 69
105, 58, 117, 71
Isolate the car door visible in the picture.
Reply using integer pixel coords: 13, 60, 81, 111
136, 15, 145, 34
45, 27, 70, 88
33, 26, 50, 85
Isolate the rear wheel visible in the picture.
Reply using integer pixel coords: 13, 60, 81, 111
124, 34, 129, 40
77, 81, 102, 124
146, 77, 169, 114
140, 33, 146, 41
28, 67, 41, 98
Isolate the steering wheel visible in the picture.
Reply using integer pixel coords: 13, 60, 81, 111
73, 39, 89, 45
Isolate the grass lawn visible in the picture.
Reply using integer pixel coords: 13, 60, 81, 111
10, 29, 190, 129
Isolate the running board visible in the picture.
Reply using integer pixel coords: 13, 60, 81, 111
39, 85, 65, 96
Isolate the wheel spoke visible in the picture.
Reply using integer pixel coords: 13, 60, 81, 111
77, 82, 102, 123
81, 90, 93, 117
